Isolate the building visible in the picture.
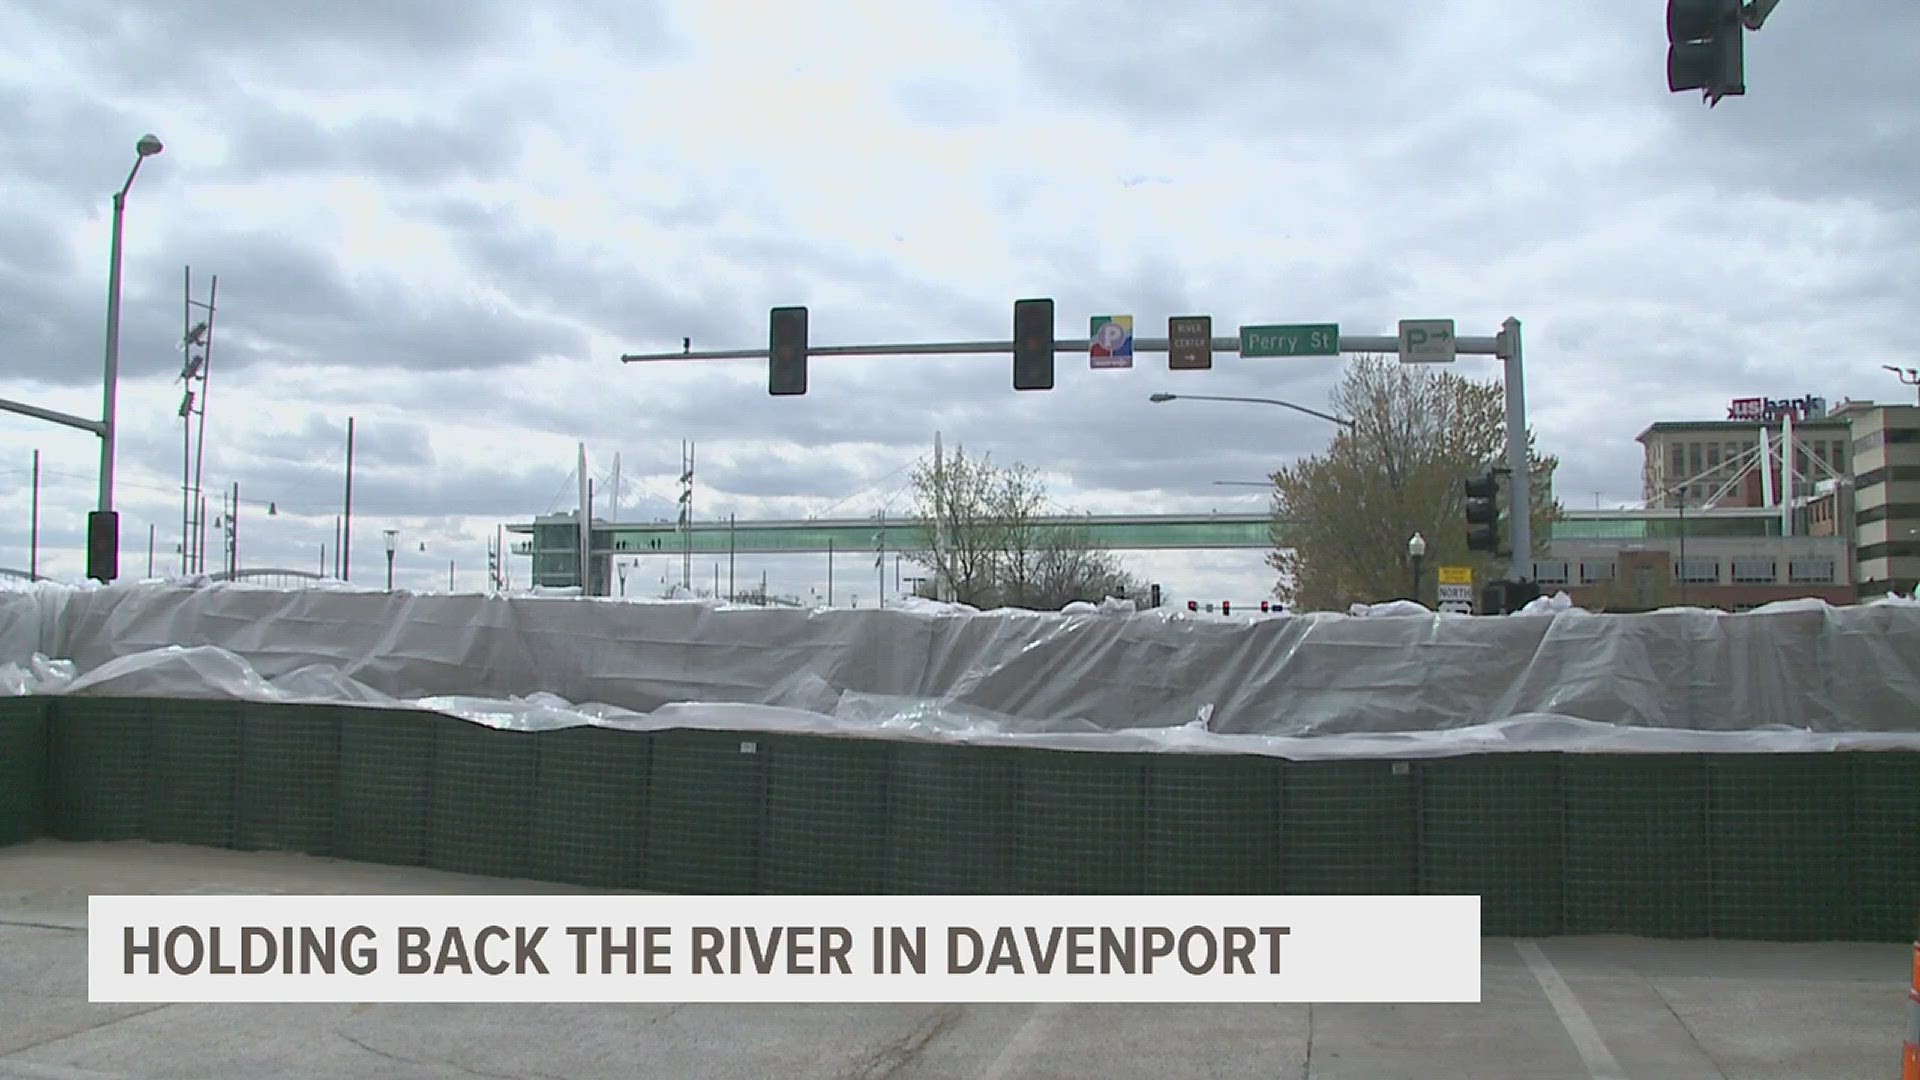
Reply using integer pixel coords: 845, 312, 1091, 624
1543, 507, 1854, 611
1638, 394, 1850, 510
1630, 393, 1920, 601
1846, 401, 1920, 595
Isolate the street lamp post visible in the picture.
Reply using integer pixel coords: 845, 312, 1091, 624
1883, 365, 1920, 406
1408, 532, 1427, 604
383, 529, 398, 591
1148, 392, 1355, 429
0, 135, 162, 583
90, 133, 166, 583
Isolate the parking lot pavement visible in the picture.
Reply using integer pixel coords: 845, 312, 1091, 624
1, 840, 1907, 1079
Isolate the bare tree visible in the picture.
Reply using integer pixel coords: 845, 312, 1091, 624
906, 447, 1143, 609
1269, 355, 1560, 610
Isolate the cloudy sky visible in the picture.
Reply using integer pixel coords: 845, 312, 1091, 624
2, 0, 1916, 605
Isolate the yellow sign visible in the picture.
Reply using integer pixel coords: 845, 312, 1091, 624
1437, 566, 1474, 586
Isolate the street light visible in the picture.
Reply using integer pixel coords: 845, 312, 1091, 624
0, 134, 163, 583
1408, 532, 1427, 603
1883, 365, 1919, 406
1149, 392, 1355, 428
383, 529, 398, 591
91, 133, 165, 582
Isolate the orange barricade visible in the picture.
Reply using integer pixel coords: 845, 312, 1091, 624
1904, 927, 1919, 1080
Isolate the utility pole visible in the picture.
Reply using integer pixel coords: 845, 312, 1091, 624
29, 450, 39, 580
342, 417, 355, 581
679, 441, 695, 591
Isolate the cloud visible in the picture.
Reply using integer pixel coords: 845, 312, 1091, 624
3, 0, 1916, 602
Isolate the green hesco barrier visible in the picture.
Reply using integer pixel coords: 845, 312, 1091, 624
1284, 760, 1418, 896
1705, 755, 1853, 941
143, 699, 243, 850
0, 697, 49, 846
1013, 748, 1147, 894
1142, 755, 1285, 895
1563, 756, 1712, 938
47, 698, 151, 841
236, 703, 340, 854
428, 718, 540, 882
12, 698, 1920, 943
1853, 753, 1920, 941
529, 725, 650, 889
643, 729, 765, 894
1418, 756, 1565, 938
330, 709, 434, 868
885, 743, 1018, 894
761, 734, 891, 895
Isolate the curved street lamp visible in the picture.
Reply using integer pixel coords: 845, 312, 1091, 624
94, 134, 166, 579
1149, 392, 1354, 429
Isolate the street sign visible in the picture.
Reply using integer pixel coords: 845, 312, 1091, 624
1090, 315, 1134, 369
1239, 323, 1339, 358
1437, 583, 1474, 615
1168, 315, 1212, 370
1398, 319, 1456, 364
1436, 565, 1474, 614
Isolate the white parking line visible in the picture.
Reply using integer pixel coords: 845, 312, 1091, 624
1517, 940, 1628, 1080
975, 1002, 1069, 1080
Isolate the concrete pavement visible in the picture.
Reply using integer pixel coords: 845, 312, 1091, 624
0, 840, 1907, 1079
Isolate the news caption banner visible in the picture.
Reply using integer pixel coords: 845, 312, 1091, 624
91, 895, 1481, 1004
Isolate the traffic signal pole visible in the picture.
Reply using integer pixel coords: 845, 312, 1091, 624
622, 317, 1534, 578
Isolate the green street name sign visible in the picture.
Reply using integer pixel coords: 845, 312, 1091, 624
1239, 323, 1340, 358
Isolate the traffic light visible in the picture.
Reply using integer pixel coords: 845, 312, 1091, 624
1465, 471, 1501, 553
1260, 600, 1271, 613
1221, 600, 1230, 615
1150, 583, 1162, 608
1667, 0, 1744, 104
86, 510, 119, 583
1013, 298, 1054, 391
1187, 600, 1198, 612
769, 306, 808, 396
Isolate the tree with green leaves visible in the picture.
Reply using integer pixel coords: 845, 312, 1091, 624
905, 446, 1145, 610
1267, 354, 1560, 611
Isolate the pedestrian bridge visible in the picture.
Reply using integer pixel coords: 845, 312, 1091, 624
509, 512, 1280, 558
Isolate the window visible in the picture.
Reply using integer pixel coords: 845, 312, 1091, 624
1688, 442, 1703, 481
1731, 558, 1777, 584
1888, 428, 1920, 445
1669, 443, 1685, 483
1854, 431, 1882, 457
1676, 558, 1720, 584
1580, 561, 1615, 584
1789, 558, 1835, 584
1834, 441, 1847, 474
1534, 561, 1570, 585
1707, 443, 1721, 471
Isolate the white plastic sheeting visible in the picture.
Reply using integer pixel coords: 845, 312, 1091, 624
3, 579, 1920, 758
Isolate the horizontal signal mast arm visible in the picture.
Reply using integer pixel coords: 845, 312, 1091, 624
622, 335, 1505, 363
